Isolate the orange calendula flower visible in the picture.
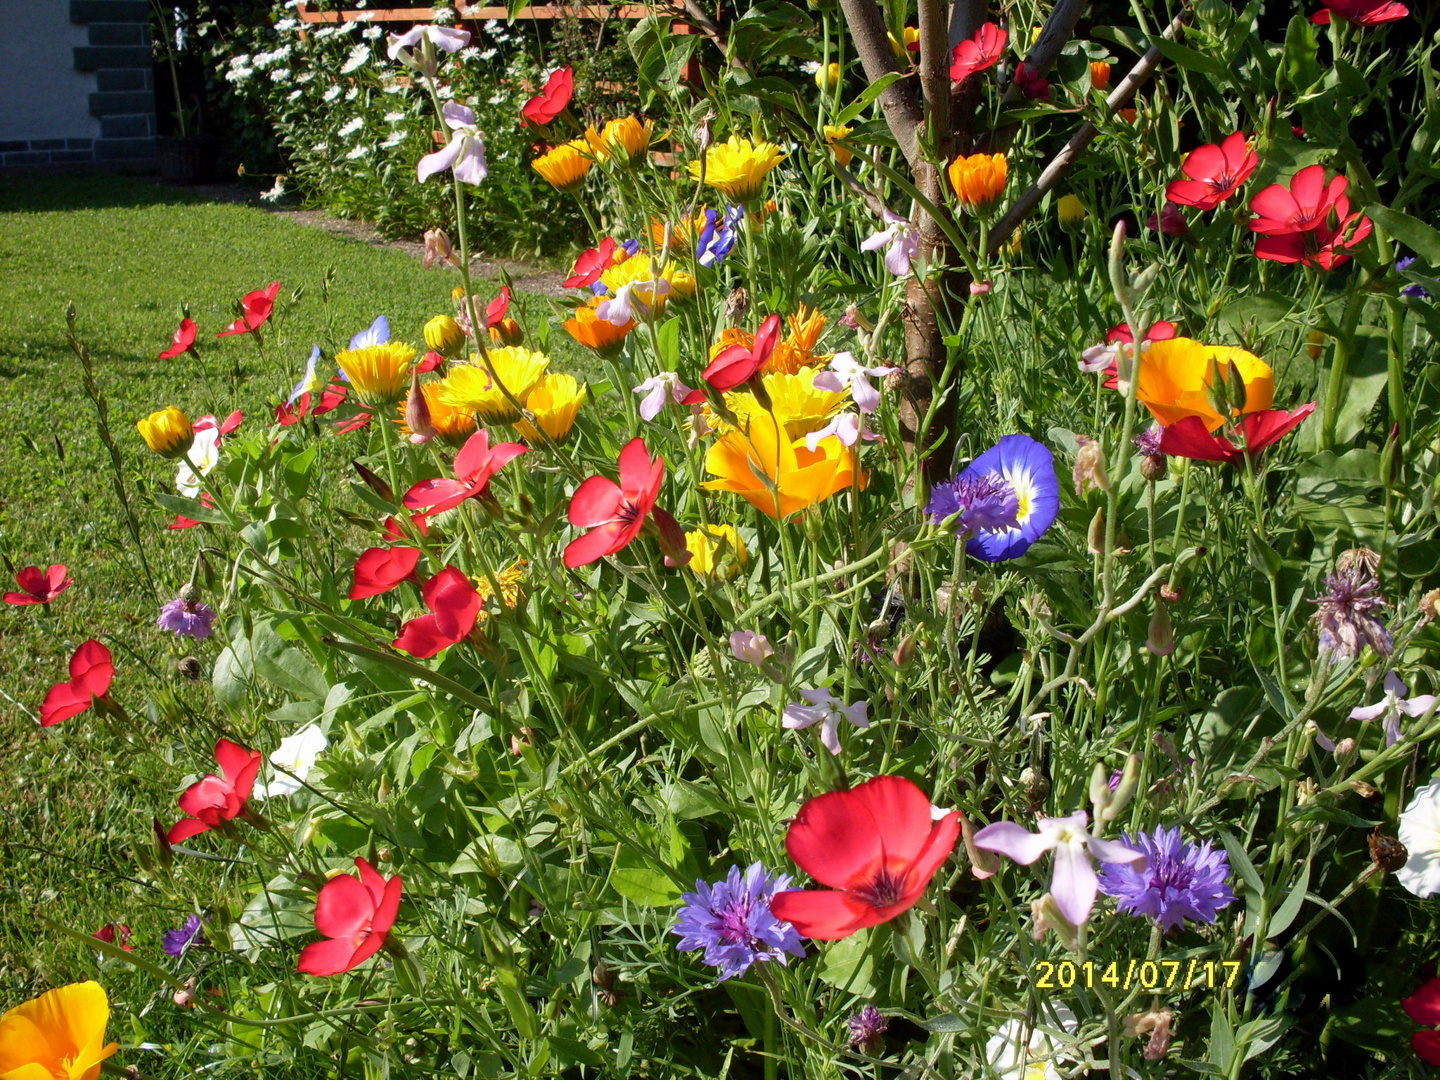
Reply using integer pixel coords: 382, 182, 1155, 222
1090, 61, 1112, 90
709, 306, 829, 378
948, 152, 1007, 213
703, 413, 863, 519
397, 380, 477, 446
564, 303, 634, 356
532, 139, 593, 192
0, 980, 119, 1080
1135, 337, 1274, 432
588, 116, 652, 167
515, 372, 586, 442
690, 136, 785, 203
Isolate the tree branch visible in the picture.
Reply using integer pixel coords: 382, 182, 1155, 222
671, 0, 752, 76
838, 0, 925, 167
947, 0, 987, 51
916, 0, 950, 159
985, 10, 1188, 256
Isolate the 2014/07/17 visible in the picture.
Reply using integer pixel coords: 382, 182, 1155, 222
1032, 959, 1243, 993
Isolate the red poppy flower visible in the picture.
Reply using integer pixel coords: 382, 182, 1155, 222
1311, 0, 1408, 23
564, 238, 619, 289
167, 739, 262, 844
1404, 978, 1440, 1066
94, 923, 134, 952
159, 317, 198, 359
217, 281, 282, 337
40, 639, 115, 727
349, 546, 422, 600
1254, 212, 1373, 269
393, 566, 481, 657
521, 66, 573, 126
563, 437, 665, 568
1157, 403, 1315, 463
382, 513, 430, 542
416, 351, 446, 374
1165, 132, 1257, 212
297, 857, 403, 977
770, 775, 960, 940
403, 429, 528, 515
5, 564, 72, 605
682, 314, 783, 403
1249, 165, 1351, 235
1014, 63, 1050, 101
949, 22, 1006, 83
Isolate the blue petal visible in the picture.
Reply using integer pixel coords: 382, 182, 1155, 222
962, 434, 1060, 561
349, 315, 391, 350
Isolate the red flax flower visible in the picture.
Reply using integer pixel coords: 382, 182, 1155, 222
40, 640, 115, 727
1014, 63, 1050, 101
949, 22, 1006, 83
1254, 213, 1373, 269
1249, 164, 1350, 235
349, 546, 422, 599
1165, 132, 1257, 211
167, 739, 263, 843
1158, 403, 1316, 464
1312, 0, 1408, 23
170, 491, 215, 530
5, 564, 72, 605
218, 281, 282, 337
159, 317, 197, 359
403, 429, 528, 516
521, 66, 573, 126
564, 238, 620, 289
94, 924, 134, 952
276, 383, 348, 426
771, 776, 960, 940
298, 857, 403, 977
1404, 977, 1440, 1066
393, 566, 481, 657
564, 437, 665, 568
684, 314, 783, 401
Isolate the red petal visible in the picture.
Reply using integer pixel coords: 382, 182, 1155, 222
393, 613, 454, 658
486, 286, 512, 327
1146, 321, 1178, 341
417, 351, 445, 373
568, 475, 624, 528
297, 937, 362, 977
314, 872, 375, 939
701, 345, 760, 392
618, 437, 660, 500
422, 567, 480, 639
900, 811, 961, 897
403, 477, 476, 514
1248, 184, 1300, 230
1158, 417, 1238, 462
355, 857, 388, 907
1415, 1031, 1440, 1067
349, 546, 422, 600
769, 889, 874, 940
371, 874, 404, 936
786, 776, 934, 888
215, 739, 257, 783
1240, 404, 1315, 452
40, 681, 92, 726
69, 639, 112, 682
1403, 978, 1440, 1026
219, 410, 244, 436
166, 817, 211, 844
563, 521, 625, 568
178, 775, 230, 818
13, 565, 47, 598
345, 929, 387, 969
1180, 143, 1225, 183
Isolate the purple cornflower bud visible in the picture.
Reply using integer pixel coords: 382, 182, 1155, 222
847, 1005, 889, 1053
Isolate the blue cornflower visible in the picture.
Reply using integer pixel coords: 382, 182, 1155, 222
696, 207, 744, 268
1097, 825, 1237, 932
672, 862, 805, 980
162, 914, 206, 957
925, 434, 1060, 561
1398, 256, 1431, 300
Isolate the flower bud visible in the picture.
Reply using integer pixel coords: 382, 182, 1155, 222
152, 817, 174, 868
404, 370, 436, 445
177, 656, 202, 681
1090, 60, 1112, 91
1421, 588, 1440, 622
892, 629, 918, 668
489, 317, 525, 348
1146, 604, 1175, 656
422, 227, 460, 269
1073, 436, 1110, 495
424, 314, 466, 357
136, 406, 194, 459
960, 814, 999, 878
1336, 546, 1381, 579
1057, 194, 1087, 231
1089, 761, 1113, 820
1296, 777, 1318, 805
694, 112, 714, 153
1333, 736, 1356, 761
1031, 893, 1080, 951
1140, 450, 1168, 482
814, 62, 841, 90
1124, 1008, 1174, 1061
1020, 766, 1049, 804
1306, 328, 1326, 360
1102, 753, 1141, 822
1087, 506, 1106, 556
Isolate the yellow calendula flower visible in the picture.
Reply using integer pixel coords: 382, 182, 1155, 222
948, 152, 1007, 214
396, 379, 476, 446
588, 116, 652, 167
515, 372, 586, 442
686, 524, 749, 580
563, 302, 634, 356
424, 314, 466, 357
136, 406, 193, 459
532, 139, 593, 193
1135, 337, 1274, 432
335, 342, 417, 407
703, 413, 863, 519
690, 135, 785, 204
439, 347, 551, 424
474, 560, 525, 624
728, 368, 847, 442
598, 253, 696, 323
1056, 193, 1087, 230
814, 62, 840, 91
823, 124, 854, 167
0, 980, 119, 1080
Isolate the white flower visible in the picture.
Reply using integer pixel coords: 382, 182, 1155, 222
382, 130, 407, 149
362, 26, 382, 39
175, 423, 221, 497
1398, 777, 1440, 899
340, 43, 371, 73
812, 351, 899, 413
260, 175, 287, 202
860, 209, 919, 277
256, 725, 329, 798
633, 372, 695, 421
386, 23, 471, 74
985, 1003, 1078, 1080
345, 143, 370, 160
782, 688, 870, 755
729, 630, 773, 667
337, 116, 365, 138
323, 83, 343, 102
345, 86, 359, 101
384, 111, 407, 123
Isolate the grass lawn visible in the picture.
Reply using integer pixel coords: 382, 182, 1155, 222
0, 174, 576, 1044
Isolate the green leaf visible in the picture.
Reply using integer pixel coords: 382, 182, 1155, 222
283, 443, 318, 500
1333, 326, 1389, 446
213, 639, 254, 711
152, 491, 228, 525
1152, 37, 1231, 80
656, 317, 681, 368
252, 620, 328, 701
818, 926, 875, 993
1265, 859, 1310, 938
1217, 828, 1265, 896
1367, 203, 1440, 266
1279, 16, 1320, 95
919, 1013, 965, 1033
835, 72, 902, 126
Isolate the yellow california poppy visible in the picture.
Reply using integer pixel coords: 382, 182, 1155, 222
0, 980, 119, 1080
136, 406, 193, 459
335, 342, 416, 407
438, 348, 550, 424
685, 524, 749, 580
1135, 337, 1274, 432
515, 372, 586, 442
703, 412, 862, 519
690, 136, 785, 203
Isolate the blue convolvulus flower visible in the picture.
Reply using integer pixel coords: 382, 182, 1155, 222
1097, 825, 1237, 931
672, 862, 805, 980
925, 434, 1060, 561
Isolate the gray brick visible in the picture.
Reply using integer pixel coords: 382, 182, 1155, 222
94, 137, 156, 161
50, 151, 96, 163
72, 46, 150, 71
3, 152, 53, 166
89, 91, 154, 117
88, 22, 150, 46
101, 114, 152, 138
31, 139, 67, 151
71, 1, 150, 22
97, 69, 149, 92
0, 141, 26, 153
66, 138, 96, 150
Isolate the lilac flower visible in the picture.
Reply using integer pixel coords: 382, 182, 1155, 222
633, 372, 695, 421
386, 24, 471, 76
162, 914, 206, 957
157, 595, 217, 640
860, 209, 920, 276
729, 630, 773, 666
804, 410, 881, 451
848, 1005, 888, 1051
1097, 825, 1237, 932
925, 435, 1060, 561
1341, 671, 1437, 748
596, 277, 670, 326
973, 810, 1147, 926
418, 102, 488, 185
1312, 567, 1392, 661
812, 352, 899, 413
696, 207, 743, 268
672, 862, 805, 980
349, 315, 390, 350
1398, 255, 1431, 300
782, 688, 870, 755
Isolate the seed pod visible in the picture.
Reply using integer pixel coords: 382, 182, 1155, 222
1369, 830, 1407, 873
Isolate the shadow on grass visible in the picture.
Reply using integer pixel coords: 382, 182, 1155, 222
0, 174, 237, 214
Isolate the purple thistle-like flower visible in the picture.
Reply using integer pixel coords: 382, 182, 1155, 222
1398, 256, 1430, 300
1134, 425, 1164, 457
1311, 567, 1392, 662
672, 862, 805, 980
848, 1005, 889, 1051
927, 472, 1021, 535
157, 597, 217, 640
1097, 825, 1237, 932
162, 914, 206, 957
